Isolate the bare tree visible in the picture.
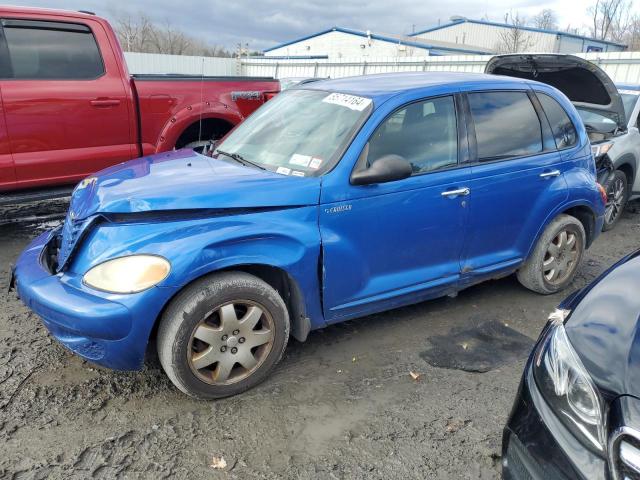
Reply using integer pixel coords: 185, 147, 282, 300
588, 0, 629, 40
113, 12, 234, 57
618, 14, 640, 48
495, 12, 535, 53
114, 13, 152, 52
531, 9, 559, 31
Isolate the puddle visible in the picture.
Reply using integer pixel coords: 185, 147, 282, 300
420, 321, 534, 373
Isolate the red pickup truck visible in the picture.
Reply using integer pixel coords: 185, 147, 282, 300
0, 7, 280, 195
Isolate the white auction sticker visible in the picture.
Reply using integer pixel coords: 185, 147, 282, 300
309, 157, 323, 169
289, 154, 312, 167
322, 92, 372, 111
276, 166, 291, 175
619, 89, 640, 95
291, 170, 305, 177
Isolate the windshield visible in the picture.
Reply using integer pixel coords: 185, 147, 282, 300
577, 108, 618, 134
214, 89, 372, 176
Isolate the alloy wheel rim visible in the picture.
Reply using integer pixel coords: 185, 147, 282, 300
187, 300, 274, 385
605, 177, 625, 225
543, 229, 580, 285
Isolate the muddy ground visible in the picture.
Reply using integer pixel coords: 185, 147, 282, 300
1, 199, 638, 480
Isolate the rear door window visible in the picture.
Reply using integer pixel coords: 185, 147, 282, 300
1, 20, 104, 79
537, 93, 578, 149
468, 91, 543, 161
367, 95, 458, 175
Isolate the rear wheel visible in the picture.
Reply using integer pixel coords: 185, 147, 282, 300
174, 119, 233, 153
517, 214, 585, 295
157, 272, 290, 399
602, 170, 629, 231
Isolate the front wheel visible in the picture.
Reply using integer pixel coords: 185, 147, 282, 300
157, 272, 290, 399
517, 214, 585, 295
602, 170, 629, 231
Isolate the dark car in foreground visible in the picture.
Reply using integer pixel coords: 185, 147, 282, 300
503, 249, 640, 480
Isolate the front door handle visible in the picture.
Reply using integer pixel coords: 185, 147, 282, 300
540, 169, 561, 178
441, 187, 470, 197
90, 98, 121, 107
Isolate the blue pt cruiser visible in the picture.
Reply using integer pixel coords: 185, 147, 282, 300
13, 71, 607, 398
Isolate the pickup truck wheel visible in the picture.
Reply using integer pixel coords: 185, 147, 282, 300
157, 272, 290, 399
602, 170, 628, 231
517, 214, 585, 295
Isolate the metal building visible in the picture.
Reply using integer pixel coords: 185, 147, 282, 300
412, 17, 626, 53
263, 27, 491, 59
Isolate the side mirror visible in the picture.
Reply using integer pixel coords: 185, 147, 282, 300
351, 154, 412, 186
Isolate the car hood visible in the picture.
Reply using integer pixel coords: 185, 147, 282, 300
485, 54, 626, 131
68, 149, 321, 221
564, 250, 640, 397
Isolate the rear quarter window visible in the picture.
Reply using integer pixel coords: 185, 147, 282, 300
468, 91, 543, 161
537, 92, 578, 149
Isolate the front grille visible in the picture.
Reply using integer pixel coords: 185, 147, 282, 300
57, 213, 81, 270
505, 434, 535, 480
610, 427, 640, 480
56, 214, 96, 272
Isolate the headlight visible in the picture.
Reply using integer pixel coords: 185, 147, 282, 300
533, 309, 606, 452
83, 255, 170, 293
591, 142, 613, 159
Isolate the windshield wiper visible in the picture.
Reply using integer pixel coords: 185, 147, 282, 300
215, 149, 266, 171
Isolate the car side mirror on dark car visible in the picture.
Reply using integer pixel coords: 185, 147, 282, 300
350, 154, 412, 186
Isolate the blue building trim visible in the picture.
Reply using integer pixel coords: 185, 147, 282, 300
411, 19, 626, 49
263, 26, 489, 55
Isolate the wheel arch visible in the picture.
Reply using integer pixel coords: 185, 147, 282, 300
524, 201, 599, 264
154, 102, 242, 152
615, 155, 636, 184
561, 205, 597, 248
149, 263, 311, 358
174, 117, 236, 150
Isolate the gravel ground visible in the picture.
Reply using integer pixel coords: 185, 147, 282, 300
0, 199, 639, 479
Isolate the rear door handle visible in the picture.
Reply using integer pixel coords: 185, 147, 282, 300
441, 187, 470, 197
540, 169, 561, 178
90, 98, 121, 107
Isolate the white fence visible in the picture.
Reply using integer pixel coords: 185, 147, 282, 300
241, 52, 640, 84
124, 52, 238, 76
123, 51, 640, 84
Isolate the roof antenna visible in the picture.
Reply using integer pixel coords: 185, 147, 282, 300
197, 57, 205, 152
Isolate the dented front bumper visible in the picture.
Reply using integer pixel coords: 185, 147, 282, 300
12, 229, 175, 370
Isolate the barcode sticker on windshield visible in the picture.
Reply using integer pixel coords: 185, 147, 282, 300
323, 93, 372, 111
276, 166, 291, 175
291, 170, 305, 177
309, 157, 323, 169
289, 154, 311, 167
619, 89, 640, 95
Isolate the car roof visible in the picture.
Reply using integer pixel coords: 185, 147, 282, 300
0, 5, 99, 21
303, 71, 536, 103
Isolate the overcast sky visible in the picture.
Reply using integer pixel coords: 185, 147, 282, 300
7, 0, 640, 51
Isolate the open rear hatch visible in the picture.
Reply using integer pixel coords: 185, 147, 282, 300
485, 54, 626, 134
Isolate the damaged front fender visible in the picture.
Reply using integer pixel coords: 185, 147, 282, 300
67, 205, 326, 331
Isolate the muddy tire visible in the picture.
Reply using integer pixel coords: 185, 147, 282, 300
602, 169, 629, 232
157, 272, 289, 399
517, 214, 585, 295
